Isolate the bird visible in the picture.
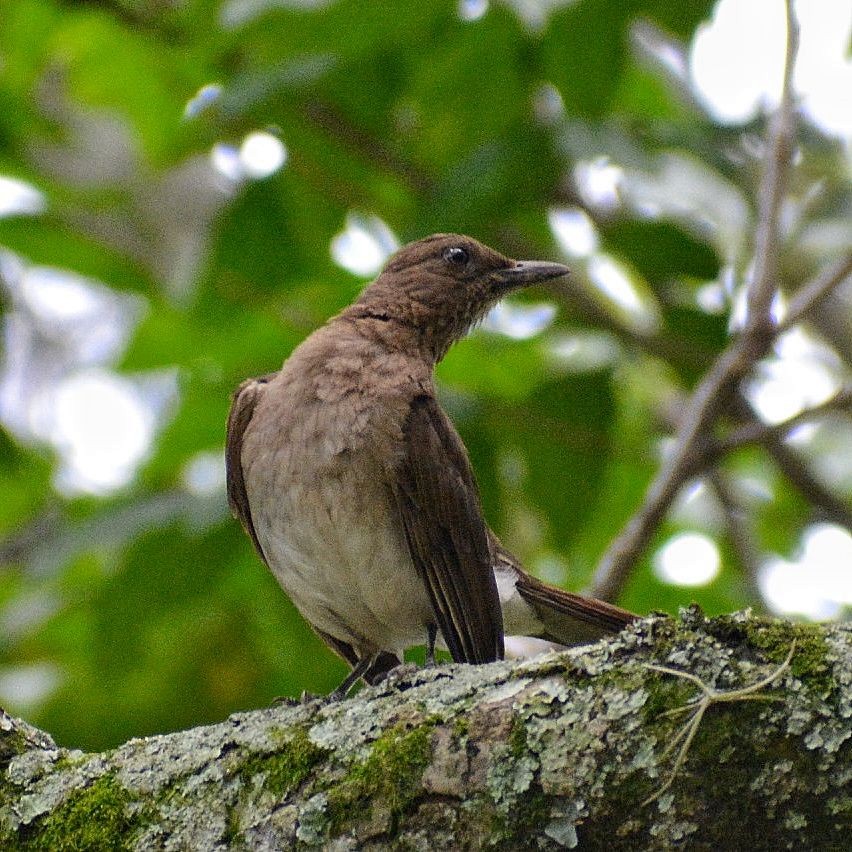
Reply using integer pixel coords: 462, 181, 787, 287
226, 233, 637, 697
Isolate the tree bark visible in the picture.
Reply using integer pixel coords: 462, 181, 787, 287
1, 608, 850, 850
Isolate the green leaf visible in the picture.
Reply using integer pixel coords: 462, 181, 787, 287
542, 0, 640, 118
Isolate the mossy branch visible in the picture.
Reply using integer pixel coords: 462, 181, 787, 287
1, 609, 850, 850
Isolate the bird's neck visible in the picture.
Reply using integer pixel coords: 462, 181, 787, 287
340, 301, 469, 365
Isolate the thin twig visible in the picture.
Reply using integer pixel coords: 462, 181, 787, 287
723, 394, 852, 531
0, 506, 63, 569
590, 342, 753, 601
589, 3, 800, 602
547, 277, 712, 370
707, 469, 764, 605
301, 100, 433, 194
745, 0, 799, 328
763, 437, 852, 530
642, 642, 796, 806
713, 386, 852, 457
779, 254, 852, 332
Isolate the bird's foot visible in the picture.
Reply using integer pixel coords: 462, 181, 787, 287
269, 691, 325, 705
299, 690, 325, 704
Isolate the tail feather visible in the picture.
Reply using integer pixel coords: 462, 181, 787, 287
491, 536, 638, 646
514, 571, 637, 645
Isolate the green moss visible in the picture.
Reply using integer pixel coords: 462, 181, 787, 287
0, 730, 34, 770
707, 615, 835, 696
495, 787, 550, 849
688, 701, 766, 765
50, 752, 87, 773
641, 671, 695, 725
326, 721, 435, 837
19, 773, 138, 851
453, 795, 501, 847
643, 613, 681, 659
827, 795, 852, 817
240, 727, 326, 799
223, 804, 242, 847
508, 717, 528, 760
452, 716, 469, 740
749, 621, 834, 694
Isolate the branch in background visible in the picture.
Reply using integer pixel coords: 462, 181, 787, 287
301, 100, 434, 194
779, 254, 852, 332
726, 393, 852, 532
745, 0, 799, 328
63, 0, 182, 37
589, 340, 752, 602
0, 490, 222, 579
0, 506, 62, 569
712, 386, 852, 457
548, 277, 713, 371
761, 434, 852, 531
707, 469, 764, 606
590, 3, 800, 602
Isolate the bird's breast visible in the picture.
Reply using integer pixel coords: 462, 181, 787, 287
241, 382, 432, 656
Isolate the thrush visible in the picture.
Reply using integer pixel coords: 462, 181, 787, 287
227, 233, 637, 696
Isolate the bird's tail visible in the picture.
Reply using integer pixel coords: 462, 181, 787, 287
491, 539, 637, 646
513, 571, 637, 645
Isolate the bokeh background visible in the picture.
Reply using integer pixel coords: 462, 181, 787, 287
0, 0, 850, 751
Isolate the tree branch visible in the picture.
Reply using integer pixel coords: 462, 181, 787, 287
745, 0, 799, 328
707, 469, 764, 605
547, 277, 713, 371
779, 254, 852, 333
711, 386, 852, 458
725, 393, 852, 532
590, 4, 801, 602
588, 320, 784, 602
1, 612, 849, 849
761, 435, 852, 530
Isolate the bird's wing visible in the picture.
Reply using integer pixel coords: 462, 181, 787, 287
392, 394, 504, 663
225, 374, 274, 563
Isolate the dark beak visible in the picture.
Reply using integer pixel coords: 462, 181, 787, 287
494, 260, 570, 288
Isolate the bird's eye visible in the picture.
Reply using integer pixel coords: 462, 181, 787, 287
443, 246, 469, 266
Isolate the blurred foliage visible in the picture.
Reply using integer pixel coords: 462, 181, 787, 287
0, 0, 849, 751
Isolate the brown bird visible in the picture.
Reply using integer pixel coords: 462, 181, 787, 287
227, 234, 637, 697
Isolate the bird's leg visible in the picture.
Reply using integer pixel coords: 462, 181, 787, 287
370, 628, 439, 690
425, 623, 438, 666
328, 654, 376, 701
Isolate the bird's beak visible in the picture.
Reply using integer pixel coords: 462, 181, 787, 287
493, 260, 570, 288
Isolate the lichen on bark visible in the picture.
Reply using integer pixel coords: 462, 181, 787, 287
1, 607, 850, 850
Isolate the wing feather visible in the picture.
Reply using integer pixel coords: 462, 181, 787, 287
225, 374, 274, 562
392, 395, 503, 663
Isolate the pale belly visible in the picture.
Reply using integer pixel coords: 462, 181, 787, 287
247, 461, 434, 658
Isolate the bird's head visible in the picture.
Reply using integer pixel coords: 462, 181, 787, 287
346, 233, 569, 362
